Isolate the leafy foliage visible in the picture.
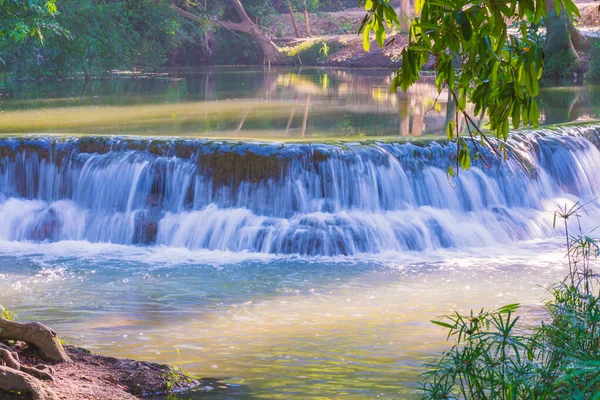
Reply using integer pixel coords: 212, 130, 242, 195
423, 304, 538, 399
585, 40, 600, 84
364, 0, 581, 174
0, 0, 64, 64
3, 0, 187, 78
288, 0, 320, 12
358, 0, 399, 52
285, 39, 338, 63
0, 0, 60, 43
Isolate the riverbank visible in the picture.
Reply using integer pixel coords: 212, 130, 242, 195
0, 341, 227, 399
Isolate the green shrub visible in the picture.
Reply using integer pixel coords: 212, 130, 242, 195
335, 22, 355, 34
585, 40, 600, 84
542, 48, 581, 83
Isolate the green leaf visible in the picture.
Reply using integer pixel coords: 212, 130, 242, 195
483, 36, 500, 61
530, 99, 540, 128
512, 101, 521, 129
563, 0, 581, 17
364, 0, 559, 171
414, 0, 424, 14
431, 320, 454, 329
362, 24, 372, 52
447, 165, 455, 177
454, 11, 472, 42
448, 63, 455, 92
446, 120, 456, 140
498, 303, 521, 313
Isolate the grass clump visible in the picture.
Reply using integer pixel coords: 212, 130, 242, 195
0, 304, 16, 322
420, 202, 600, 399
284, 39, 344, 64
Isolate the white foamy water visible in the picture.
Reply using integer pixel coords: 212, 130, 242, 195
2, 126, 600, 256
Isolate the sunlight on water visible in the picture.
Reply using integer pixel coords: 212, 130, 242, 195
2, 68, 600, 398
1, 67, 599, 140
0, 240, 569, 398
1, 67, 449, 138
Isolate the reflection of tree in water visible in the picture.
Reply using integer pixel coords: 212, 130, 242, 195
3, 67, 474, 138
397, 83, 452, 136
539, 89, 582, 125
269, 68, 449, 137
538, 87, 600, 125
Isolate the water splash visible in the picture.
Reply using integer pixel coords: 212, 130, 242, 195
1, 125, 600, 256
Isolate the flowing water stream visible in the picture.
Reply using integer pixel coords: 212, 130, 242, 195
1, 67, 600, 398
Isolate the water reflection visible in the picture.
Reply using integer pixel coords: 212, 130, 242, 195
538, 86, 600, 125
1, 67, 598, 139
0, 67, 449, 138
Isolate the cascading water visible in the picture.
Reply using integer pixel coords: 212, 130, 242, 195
1, 125, 600, 256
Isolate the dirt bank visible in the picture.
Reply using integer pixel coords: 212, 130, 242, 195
0, 343, 229, 400
271, 2, 599, 68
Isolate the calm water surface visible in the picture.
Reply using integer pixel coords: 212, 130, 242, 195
1, 66, 598, 138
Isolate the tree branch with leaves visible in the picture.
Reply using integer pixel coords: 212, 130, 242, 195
360, 0, 582, 176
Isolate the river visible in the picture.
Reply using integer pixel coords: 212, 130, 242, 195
1, 67, 599, 398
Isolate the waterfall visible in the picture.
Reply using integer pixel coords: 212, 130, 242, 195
1, 125, 600, 256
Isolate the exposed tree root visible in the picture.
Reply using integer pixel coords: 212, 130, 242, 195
0, 319, 70, 362
0, 366, 58, 400
0, 315, 212, 399
0, 318, 68, 399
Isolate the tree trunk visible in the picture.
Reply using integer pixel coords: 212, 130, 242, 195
303, 1, 312, 37
82, 65, 92, 82
203, 33, 213, 59
544, 1, 589, 58
543, 1, 589, 80
169, 0, 289, 65
399, 0, 411, 31
567, 18, 589, 53
0, 318, 68, 400
287, 1, 302, 38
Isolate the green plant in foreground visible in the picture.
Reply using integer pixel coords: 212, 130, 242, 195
420, 203, 600, 399
422, 303, 540, 399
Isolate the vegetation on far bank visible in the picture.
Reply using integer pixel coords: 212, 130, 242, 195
0, 0, 598, 82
